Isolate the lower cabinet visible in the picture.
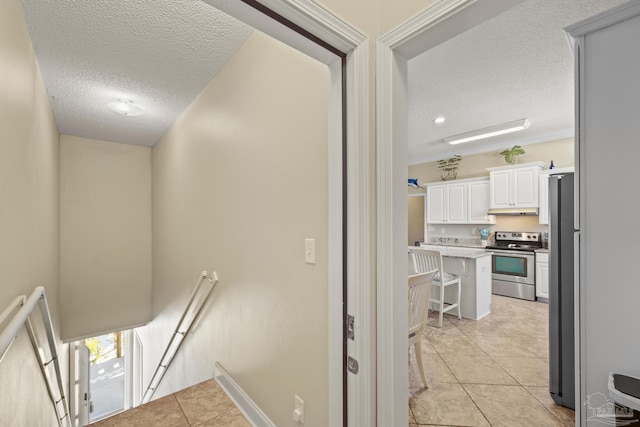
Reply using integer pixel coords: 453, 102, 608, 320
535, 252, 549, 300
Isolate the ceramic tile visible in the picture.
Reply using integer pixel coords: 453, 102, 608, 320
174, 379, 242, 426
509, 335, 549, 358
493, 356, 549, 387
440, 354, 517, 385
467, 335, 537, 357
525, 386, 576, 426
464, 384, 564, 427
410, 382, 490, 426
89, 395, 189, 427
427, 334, 485, 356
409, 352, 458, 394
193, 412, 251, 426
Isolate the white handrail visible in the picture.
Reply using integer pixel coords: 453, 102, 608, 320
0, 287, 71, 427
141, 271, 218, 404
0, 295, 26, 358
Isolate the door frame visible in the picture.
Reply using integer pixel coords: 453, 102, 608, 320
202, 1, 371, 425
376, 0, 528, 424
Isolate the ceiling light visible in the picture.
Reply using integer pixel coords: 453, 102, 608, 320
108, 99, 144, 117
444, 118, 531, 145
434, 116, 446, 124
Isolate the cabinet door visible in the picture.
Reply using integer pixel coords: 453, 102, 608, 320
446, 183, 467, 223
490, 170, 511, 208
536, 261, 549, 299
426, 185, 446, 223
513, 166, 539, 207
539, 175, 549, 224
468, 180, 495, 224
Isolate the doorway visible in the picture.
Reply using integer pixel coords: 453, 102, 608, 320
408, 193, 426, 246
69, 330, 142, 426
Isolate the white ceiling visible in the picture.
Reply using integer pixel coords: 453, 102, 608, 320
17, 0, 253, 147
407, 0, 628, 164
16, 0, 627, 152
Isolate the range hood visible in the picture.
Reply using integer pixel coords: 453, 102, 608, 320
487, 207, 539, 216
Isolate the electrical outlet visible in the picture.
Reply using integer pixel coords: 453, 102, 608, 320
292, 394, 304, 423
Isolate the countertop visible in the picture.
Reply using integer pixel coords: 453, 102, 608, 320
418, 244, 491, 259
535, 248, 549, 253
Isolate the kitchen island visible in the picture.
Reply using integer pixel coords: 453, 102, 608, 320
410, 245, 492, 320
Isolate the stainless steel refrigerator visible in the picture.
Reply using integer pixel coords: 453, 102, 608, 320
548, 172, 575, 409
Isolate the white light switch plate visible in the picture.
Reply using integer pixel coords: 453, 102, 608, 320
305, 239, 316, 264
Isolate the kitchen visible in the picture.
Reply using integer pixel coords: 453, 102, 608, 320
406, 139, 578, 424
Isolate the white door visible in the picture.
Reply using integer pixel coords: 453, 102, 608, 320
512, 166, 538, 207
490, 170, 511, 208
446, 183, 467, 223
79, 344, 91, 424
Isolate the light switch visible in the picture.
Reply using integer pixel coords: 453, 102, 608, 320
305, 239, 316, 264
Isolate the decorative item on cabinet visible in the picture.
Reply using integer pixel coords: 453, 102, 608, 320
499, 145, 526, 164
408, 178, 424, 190
437, 155, 461, 181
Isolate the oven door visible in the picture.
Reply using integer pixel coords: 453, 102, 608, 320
487, 249, 535, 285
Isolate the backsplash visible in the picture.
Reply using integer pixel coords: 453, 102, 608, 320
427, 217, 548, 245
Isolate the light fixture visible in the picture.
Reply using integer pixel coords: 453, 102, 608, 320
108, 99, 144, 117
444, 118, 531, 145
434, 116, 446, 124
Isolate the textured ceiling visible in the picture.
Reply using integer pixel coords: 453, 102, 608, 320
17, 0, 253, 146
407, 0, 628, 163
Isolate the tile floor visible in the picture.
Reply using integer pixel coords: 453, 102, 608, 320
409, 295, 575, 427
89, 295, 573, 427
88, 379, 250, 427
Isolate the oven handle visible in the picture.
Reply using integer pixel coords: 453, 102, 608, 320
485, 249, 535, 257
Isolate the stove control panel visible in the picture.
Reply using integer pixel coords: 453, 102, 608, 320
495, 231, 540, 242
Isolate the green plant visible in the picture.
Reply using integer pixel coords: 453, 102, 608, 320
437, 155, 462, 181
500, 145, 525, 164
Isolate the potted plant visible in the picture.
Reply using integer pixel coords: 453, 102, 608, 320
500, 145, 525, 164
437, 155, 461, 181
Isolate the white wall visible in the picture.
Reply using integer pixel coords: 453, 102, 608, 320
59, 135, 152, 341
0, 0, 62, 423
571, 6, 640, 424
138, 31, 329, 426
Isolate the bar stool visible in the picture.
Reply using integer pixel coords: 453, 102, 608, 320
409, 247, 462, 327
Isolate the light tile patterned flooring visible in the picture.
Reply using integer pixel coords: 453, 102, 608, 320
89, 379, 250, 427
409, 295, 575, 427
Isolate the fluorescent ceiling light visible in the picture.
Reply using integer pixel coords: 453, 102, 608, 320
444, 118, 531, 145
434, 116, 446, 124
108, 99, 144, 116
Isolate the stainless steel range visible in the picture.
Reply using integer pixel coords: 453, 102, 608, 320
485, 231, 542, 301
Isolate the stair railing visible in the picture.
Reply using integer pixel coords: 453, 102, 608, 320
0, 286, 71, 427
141, 271, 218, 404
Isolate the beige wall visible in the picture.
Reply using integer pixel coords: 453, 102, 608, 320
60, 135, 152, 341
0, 0, 62, 424
140, 31, 329, 426
409, 137, 574, 193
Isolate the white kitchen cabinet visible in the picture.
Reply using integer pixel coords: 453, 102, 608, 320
538, 167, 575, 224
426, 182, 466, 223
535, 251, 549, 300
467, 179, 496, 224
487, 162, 545, 209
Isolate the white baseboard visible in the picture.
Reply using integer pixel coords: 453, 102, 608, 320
214, 362, 275, 427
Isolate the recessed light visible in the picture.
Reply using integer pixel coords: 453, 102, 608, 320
108, 99, 144, 117
434, 116, 446, 124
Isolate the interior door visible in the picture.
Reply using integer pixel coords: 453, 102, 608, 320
78, 343, 91, 426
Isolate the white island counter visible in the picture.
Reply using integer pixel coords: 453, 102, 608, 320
410, 245, 492, 321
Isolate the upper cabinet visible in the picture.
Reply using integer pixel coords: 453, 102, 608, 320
426, 177, 495, 224
467, 179, 496, 224
487, 162, 545, 209
426, 181, 466, 223
538, 167, 575, 225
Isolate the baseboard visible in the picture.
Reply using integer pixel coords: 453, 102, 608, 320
214, 362, 275, 427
